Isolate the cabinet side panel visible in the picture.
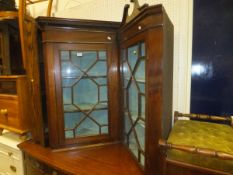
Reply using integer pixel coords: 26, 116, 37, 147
107, 42, 121, 140
162, 12, 174, 140
43, 43, 60, 148
146, 28, 164, 175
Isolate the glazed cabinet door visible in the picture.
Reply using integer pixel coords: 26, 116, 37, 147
45, 43, 119, 147
58, 44, 109, 142
121, 41, 146, 168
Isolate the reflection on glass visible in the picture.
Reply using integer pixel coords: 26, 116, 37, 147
122, 42, 146, 167
128, 45, 138, 71
60, 50, 109, 138
71, 51, 97, 71
99, 51, 107, 60
191, 63, 213, 79
135, 60, 145, 83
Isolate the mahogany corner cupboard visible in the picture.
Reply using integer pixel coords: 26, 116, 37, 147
35, 3, 173, 175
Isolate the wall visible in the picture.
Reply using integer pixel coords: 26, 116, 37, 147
27, 0, 193, 114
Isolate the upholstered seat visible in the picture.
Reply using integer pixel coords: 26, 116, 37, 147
167, 120, 233, 173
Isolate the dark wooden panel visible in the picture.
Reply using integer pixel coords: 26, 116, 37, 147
107, 41, 121, 141
19, 141, 143, 175
43, 43, 60, 147
37, 17, 120, 31
42, 30, 116, 44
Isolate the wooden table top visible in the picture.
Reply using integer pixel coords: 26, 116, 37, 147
18, 141, 143, 175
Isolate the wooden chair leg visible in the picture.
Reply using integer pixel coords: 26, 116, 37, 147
0, 128, 3, 135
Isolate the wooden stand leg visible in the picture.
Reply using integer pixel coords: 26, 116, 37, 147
0, 128, 3, 135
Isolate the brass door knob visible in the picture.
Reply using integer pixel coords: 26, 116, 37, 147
0, 109, 8, 116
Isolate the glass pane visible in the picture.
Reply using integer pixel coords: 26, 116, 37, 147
101, 126, 108, 134
62, 78, 78, 87
71, 51, 97, 71
95, 102, 108, 109
128, 82, 138, 118
140, 43, 145, 57
124, 112, 132, 134
60, 51, 70, 61
123, 61, 131, 83
61, 49, 109, 139
64, 104, 78, 112
129, 131, 138, 159
100, 86, 107, 102
76, 117, 99, 137
135, 59, 145, 83
90, 110, 108, 125
128, 45, 139, 70
64, 112, 84, 129
135, 121, 145, 151
94, 77, 107, 85
63, 87, 72, 105
99, 51, 107, 60
73, 79, 98, 107
88, 61, 107, 76
140, 95, 145, 119
65, 130, 74, 138
122, 42, 146, 167
138, 83, 145, 94
61, 62, 82, 77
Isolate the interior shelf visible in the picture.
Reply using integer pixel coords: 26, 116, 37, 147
62, 75, 107, 79
64, 103, 108, 112
124, 77, 145, 83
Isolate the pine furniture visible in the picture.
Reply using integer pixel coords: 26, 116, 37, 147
0, 75, 30, 135
0, 130, 24, 175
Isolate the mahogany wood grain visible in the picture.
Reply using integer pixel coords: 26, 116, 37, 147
37, 17, 120, 31
19, 141, 143, 175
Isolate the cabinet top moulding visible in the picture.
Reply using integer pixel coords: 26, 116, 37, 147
37, 17, 121, 31
119, 4, 172, 42
121, 4, 164, 29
